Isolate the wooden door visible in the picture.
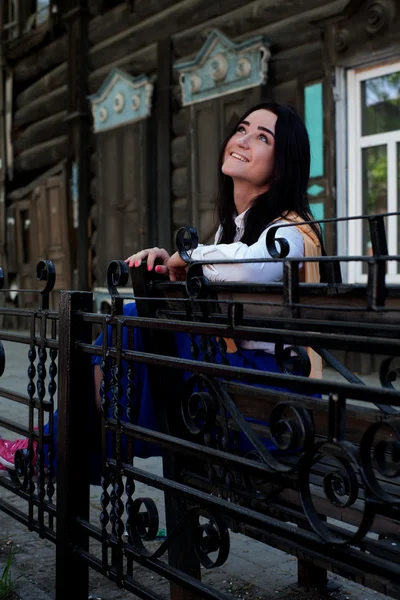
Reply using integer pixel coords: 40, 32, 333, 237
15, 198, 33, 297
97, 121, 149, 287
189, 99, 219, 244
34, 172, 72, 291
14, 166, 71, 306
190, 88, 260, 243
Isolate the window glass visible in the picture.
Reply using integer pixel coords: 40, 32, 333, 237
348, 63, 400, 281
304, 82, 324, 178
361, 71, 400, 135
36, 0, 50, 25
21, 209, 31, 265
398, 142, 400, 256
362, 145, 387, 264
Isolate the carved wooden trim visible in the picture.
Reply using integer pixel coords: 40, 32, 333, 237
365, 0, 396, 35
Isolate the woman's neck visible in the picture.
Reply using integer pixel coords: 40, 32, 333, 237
233, 180, 268, 215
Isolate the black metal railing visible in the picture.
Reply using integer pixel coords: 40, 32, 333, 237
0, 260, 58, 540
0, 213, 400, 599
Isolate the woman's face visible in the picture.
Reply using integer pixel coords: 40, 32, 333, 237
222, 109, 277, 189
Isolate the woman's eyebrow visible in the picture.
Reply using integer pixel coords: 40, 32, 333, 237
239, 120, 275, 138
258, 126, 275, 138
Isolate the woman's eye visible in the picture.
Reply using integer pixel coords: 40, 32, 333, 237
258, 134, 268, 143
236, 126, 246, 134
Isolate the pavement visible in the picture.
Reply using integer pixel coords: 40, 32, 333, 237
0, 338, 389, 600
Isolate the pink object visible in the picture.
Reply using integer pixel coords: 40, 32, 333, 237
0, 437, 35, 471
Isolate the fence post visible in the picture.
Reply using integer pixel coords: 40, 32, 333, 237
56, 291, 93, 599
131, 265, 202, 600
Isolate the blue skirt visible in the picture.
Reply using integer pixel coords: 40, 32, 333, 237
45, 302, 292, 482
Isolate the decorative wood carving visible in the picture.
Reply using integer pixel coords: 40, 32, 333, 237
174, 29, 270, 106
365, 0, 396, 35
335, 28, 350, 52
88, 68, 154, 133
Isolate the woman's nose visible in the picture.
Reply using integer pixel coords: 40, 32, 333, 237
237, 133, 251, 148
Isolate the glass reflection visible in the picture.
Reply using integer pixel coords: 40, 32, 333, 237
362, 145, 387, 268
398, 143, 400, 260
362, 72, 400, 136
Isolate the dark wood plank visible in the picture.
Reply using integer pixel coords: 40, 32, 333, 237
15, 63, 68, 110
4, 24, 49, 62
13, 35, 67, 84
15, 111, 68, 153
173, 111, 187, 137
88, 2, 136, 45
172, 0, 344, 58
172, 167, 188, 200
269, 42, 322, 86
88, 43, 157, 94
171, 136, 188, 169
14, 86, 68, 127
87, 0, 263, 72
89, 151, 96, 175
172, 197, 190, 231
156, 38, 172, 250
14, 136, 69, 173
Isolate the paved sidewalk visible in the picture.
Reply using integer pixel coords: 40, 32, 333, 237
0, 338, 388, 599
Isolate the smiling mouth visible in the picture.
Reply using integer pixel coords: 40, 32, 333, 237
231, 152, 249, 162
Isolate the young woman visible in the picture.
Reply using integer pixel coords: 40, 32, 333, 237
125, 103, 323, 378
0, 103, 323, 473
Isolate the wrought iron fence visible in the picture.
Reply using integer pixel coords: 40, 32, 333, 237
0, 260, 58, 540
0, 214, 400, 599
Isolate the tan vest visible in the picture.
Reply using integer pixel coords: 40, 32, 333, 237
223, 212, 323, 379
280, 212, 322, 379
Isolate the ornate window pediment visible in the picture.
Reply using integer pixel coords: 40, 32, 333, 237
88, 68, 154, 133
174, 29, 270, 107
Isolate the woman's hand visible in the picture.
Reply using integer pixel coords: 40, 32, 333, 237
124, 248, 187, 281
125, 247, 170, 273
166, 252, 187, 281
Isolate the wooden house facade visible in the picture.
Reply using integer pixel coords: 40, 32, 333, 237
0, 0, 399, 311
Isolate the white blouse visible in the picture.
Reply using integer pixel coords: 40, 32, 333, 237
190, 211, 304, 283
190, 211, 304, 352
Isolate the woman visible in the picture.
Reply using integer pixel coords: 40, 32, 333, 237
127, 104, 322, 283
0, 103, 323, 472
126, 103, 323, 377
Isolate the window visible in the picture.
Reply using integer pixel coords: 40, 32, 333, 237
2, 0, 19, 40
1, 1, 50, 40
36, 0, 50, 26
304, 81, 325, 224
347, 62, 400, 283
20, 209, 31, 265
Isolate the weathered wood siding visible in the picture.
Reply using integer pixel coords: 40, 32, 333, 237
83, 0, 349, 266
8, 0, 399, 292
12, 35, 69, 177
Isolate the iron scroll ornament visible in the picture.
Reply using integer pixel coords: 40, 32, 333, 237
36, 260, 56, 295
274, 342, 311, 378
0, 340, 5, 378
126, 498, 230, 569
379, 356, 400, 391
107, 260, 129, 296
176, 226, 199, 263
182, 373, 315, 474
359, 419, 400, 505
298, 439, 376, 545
265, 225, 291, 258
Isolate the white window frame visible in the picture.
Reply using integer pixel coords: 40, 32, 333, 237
347, 61, 400, 284
334, 67, 348, 281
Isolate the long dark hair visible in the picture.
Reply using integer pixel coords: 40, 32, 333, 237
217, 103, 324, 248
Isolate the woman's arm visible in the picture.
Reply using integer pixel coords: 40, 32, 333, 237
189, 224, 304, 283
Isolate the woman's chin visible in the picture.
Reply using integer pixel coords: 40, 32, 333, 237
222, 163, 246, 179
